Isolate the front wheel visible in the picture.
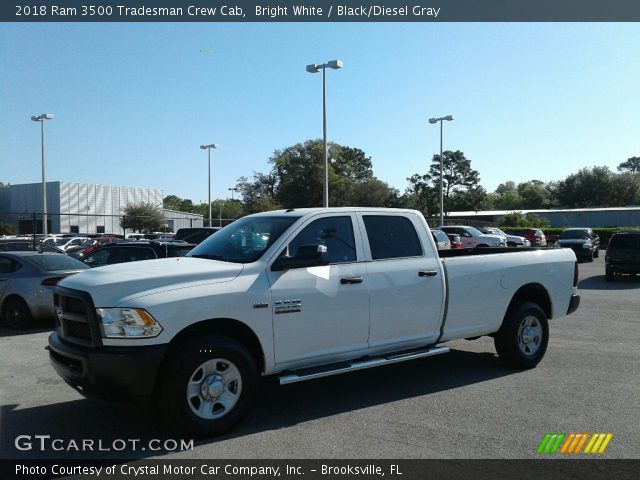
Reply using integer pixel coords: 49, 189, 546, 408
158, 335, 258, 438
494, 302, 549, 369
593, 248, 600, 258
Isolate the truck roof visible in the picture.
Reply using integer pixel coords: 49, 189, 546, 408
245, 207, 422, 218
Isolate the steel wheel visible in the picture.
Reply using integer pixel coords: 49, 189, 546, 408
187, 358, 242, 420
517, 315, 543, 356
158, 335, 258, 437
494, 301, 548, 369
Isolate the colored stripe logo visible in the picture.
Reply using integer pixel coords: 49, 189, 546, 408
537, 433, 613, 454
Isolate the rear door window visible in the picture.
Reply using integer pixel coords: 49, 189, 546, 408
363, 215, 423, 260
610, 234, 640, 250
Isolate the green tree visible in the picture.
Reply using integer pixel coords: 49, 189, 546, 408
448, 186, 489, 212
608, 173, 640, 206
405, 173, 438, 217
618, 156, 640, 175
351, 179, 400, 207
492, 181, 524, 210
517, 181, 551, 209
499, 212, 550, 228
0, 223, 17, 235
406, 150, 481, 217
555, 166, 638, 207
209, 199, 244, 227
236, 173, 280, 213
163, 195, 195, 212
121, 202, 165, 233
238, 139, 397, 210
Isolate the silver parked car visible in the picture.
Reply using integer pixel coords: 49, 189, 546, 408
0, 251, 89, 329
439, 226, 507, 248
478, 227, 531, 247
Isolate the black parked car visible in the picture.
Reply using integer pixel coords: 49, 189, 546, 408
174, 227, 220, 245
82, 240, 195, 267
555, 228, 600, 262
605, 230, 640, 281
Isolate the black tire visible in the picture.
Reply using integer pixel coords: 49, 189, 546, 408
605, 266, 614, 282
2, 296, 33, 330
494, 302, 549, 369
158, 335, 258, 438
593, 248, 600, 259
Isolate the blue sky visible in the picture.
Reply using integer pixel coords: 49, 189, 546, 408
1, 22, 638, 203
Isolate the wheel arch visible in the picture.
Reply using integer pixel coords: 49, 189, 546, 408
165, 318, 266, 374
1, 294, 33, 316
502, 283, 552, 329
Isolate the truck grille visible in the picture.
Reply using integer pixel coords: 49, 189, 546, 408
54, 288, 101, 347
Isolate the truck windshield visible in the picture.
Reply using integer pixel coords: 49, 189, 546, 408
560, 230, 589, 239
187, 215, 300, 263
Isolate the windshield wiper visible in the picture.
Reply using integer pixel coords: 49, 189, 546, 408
190, 254, 228, 261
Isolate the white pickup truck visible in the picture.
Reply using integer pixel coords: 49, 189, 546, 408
48, 208, 580, 437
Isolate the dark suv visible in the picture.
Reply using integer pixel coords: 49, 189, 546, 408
82, 240, 195, 267
555, 228, 600, 262
605, 230, 640, 281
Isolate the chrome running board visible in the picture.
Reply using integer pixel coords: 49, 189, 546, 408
278, 345, 450, 385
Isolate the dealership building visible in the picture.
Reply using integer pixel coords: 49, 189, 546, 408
0, 181, 203, 234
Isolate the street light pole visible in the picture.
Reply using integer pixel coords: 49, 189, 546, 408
428, 115, 454, 227
306, 59, 343, 208
31, 113, 54, 236
200, 143, 218, 227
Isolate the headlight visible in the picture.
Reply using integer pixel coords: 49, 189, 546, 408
582, 243, 592, 249
97, 308, 163, 338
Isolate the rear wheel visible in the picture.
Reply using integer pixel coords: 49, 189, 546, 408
158, 335, 258, 438
494, 302, 548, 369
605, 266, 614, 281
2, 296, 33, 330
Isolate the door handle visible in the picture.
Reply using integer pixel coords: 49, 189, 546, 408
418, 270, 438, 277
340, 276, 363, 285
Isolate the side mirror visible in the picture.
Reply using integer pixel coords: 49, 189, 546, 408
271, 244, 329, 272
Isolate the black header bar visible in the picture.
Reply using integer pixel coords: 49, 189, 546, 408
3, 0, 640, 22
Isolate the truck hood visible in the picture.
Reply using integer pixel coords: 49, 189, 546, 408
59, 257, 244, 306
556, 239, 590, 246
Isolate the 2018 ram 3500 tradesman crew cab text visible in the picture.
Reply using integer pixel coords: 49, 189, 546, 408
48, 208, 580, 437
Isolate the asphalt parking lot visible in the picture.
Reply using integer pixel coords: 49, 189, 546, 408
1, 255, 638, 460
